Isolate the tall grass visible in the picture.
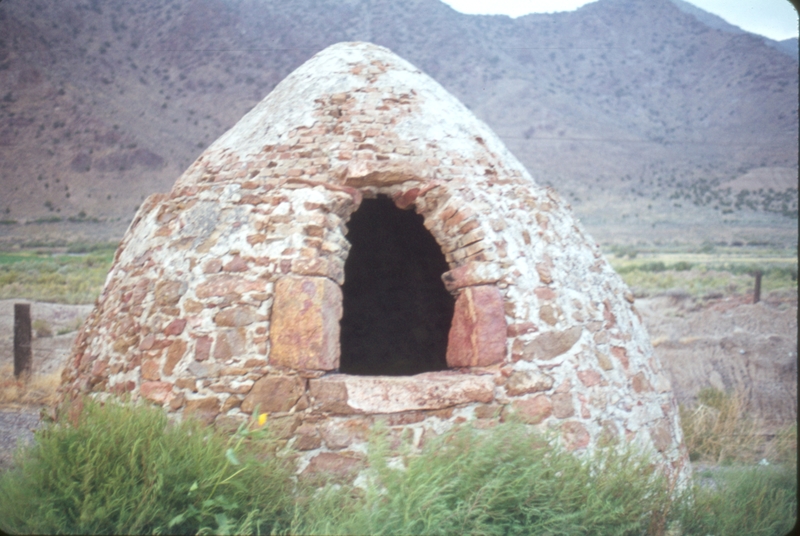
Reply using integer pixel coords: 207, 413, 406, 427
0, 398, 293, 535
0, 398, 795, 535
291, 423, 673, 535
0, 363, 62, 407
679, 388, 764, 464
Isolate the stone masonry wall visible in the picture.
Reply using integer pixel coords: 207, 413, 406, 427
59, 42, 690, 486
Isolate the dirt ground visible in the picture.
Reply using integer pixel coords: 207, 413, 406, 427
0, 293, 796, 469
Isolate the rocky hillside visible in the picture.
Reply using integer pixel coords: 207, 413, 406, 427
0, 0, 796, 244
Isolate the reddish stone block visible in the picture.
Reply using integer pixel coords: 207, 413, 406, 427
561, 421, 590, 451
551, 392, 575, 419
510, 395, 553, 425
164, 339, 186, 376
203, 259, 223, 273
141, 359, 161, 381
223, 256, 248, 272
141, 381, 173, 404
577, 369, 602, 387
611, 346, 629, 369
319, 418, 372, 450
184, 397, 221, 425
446, 285, 507, 367
194, 336, 212, 362
294, 423, 322, 450
90, 359, 108, 378
534, 286, 556, 300
164, 318, 187, 336
195, 275, 266, 299
155, 280, 184, 307
631, 372, 652, 393
214, 306, 257, 327
505, 370, 553, 396
269, 276, 342, 370
521, 326, 582, 361
302, 452, 365, 482
241, 375, 305, 413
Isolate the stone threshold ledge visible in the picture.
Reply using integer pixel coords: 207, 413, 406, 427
309, 371, 496, 414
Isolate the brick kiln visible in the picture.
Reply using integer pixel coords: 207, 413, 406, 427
59, 42, 690, 484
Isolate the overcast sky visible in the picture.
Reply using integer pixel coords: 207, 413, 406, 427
440, 0, 799, 41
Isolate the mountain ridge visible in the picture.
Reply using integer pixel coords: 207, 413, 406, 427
0, 0, 796, 246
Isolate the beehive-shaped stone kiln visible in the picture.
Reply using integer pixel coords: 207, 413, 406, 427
59, 42, 690, 483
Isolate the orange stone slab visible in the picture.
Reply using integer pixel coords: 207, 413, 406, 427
446, 285, 507, 367
269, 275, 342, 370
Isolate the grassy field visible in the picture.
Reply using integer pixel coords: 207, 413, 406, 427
0, 245, 116, 304
606, 244, 797, 299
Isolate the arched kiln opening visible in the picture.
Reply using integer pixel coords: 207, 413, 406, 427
340, 195, 454, 376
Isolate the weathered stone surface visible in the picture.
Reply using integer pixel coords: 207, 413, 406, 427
561, 421, 590, 451
214, 306, 258, 327
440, 262, 500, 292
195, 275, 267, 299
577, 369, 602, 387
155, 280, 184, 306
164, 318, 187, 336
140, 381, 173, 404
649, 419, 673, 452
309, 378, 356, 414
509, 395, 553, 424
521, 327, 582, 361
294, 423, 322, 450
302, 452, 365, 481
141, 359, 161, 381
313, 372, 495, 413
631, 372, 652, 393
551, 392, 575, 419
241, 375, 305, 414
195, 336, 212, 362
446, 285, 507, 367
184, 397, 221, 425
269, 276, 342, 370
505, 370, 554, 396
611, 346, 629, 369
319, 418, 371, 449
164, 339, 186, 375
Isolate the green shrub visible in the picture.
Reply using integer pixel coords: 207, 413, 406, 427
0, 398, 293, 535
291, 422, 673, 535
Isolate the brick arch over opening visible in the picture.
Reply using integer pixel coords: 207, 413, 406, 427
267, 178, 509, 373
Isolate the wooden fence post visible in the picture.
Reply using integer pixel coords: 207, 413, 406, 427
14, 303, 32, 378
753, 270, 763, 304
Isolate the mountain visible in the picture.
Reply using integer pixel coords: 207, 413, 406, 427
0, 0, 796, 246
669, 0, 799, 61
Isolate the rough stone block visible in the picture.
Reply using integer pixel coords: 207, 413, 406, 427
521, 327, 582, 361
509, 394, 552, 424
269, 276, 342, 370
184, 397, 221, 425
505, 370, 554, 396
561, 421, 590, 450
311, 372, 495, 414
141, 381, 173, 404
446, 285, 507, 367
241, 375, 305, 414
551, 392, 575, 418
